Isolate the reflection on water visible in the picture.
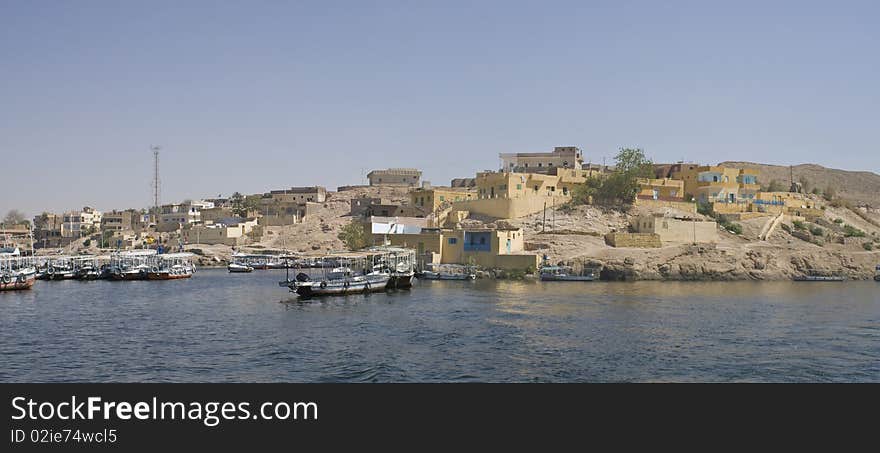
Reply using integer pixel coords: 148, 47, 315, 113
0, 269, 878, 382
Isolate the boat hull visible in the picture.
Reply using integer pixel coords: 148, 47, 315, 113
109, 272, 147, 281
540, 275, 596, 281
146, 272, 193, 280
793, 276, 845, 282
388, 273, 414, 289
291, 275, 390, 297
0, 274, 36, 291
419, 272, 475, 280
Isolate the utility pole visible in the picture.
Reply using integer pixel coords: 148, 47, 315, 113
152, 145, 161, 227
542, 201, 547, 232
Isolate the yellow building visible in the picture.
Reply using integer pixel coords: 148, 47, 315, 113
636, 178, 685, 201
670, 164, 760, 204
410, 185, 477, 213
373, 227, 539, 271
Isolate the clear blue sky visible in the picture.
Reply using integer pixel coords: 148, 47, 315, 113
2, 1, 878, 217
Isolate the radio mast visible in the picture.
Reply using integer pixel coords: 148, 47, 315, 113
152, 145, 161, 224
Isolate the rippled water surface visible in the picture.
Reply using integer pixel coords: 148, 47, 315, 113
1, 269, 878, 382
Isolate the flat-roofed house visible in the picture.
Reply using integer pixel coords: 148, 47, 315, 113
367, 168, 422, 187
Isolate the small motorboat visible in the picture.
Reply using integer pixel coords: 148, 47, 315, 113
281, 268, 390, 297
540, 265, 597, 281
418, 264, 476, 280
794, 271, 845, 282
228, 262, 254, 273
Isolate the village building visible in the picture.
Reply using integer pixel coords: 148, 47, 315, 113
367, 168, 422, 187
32, 213, 68, 248
670, 164, 760, 204
409, 183, 477, 213
499, 146, 584, 174
373, 226, 539, 271
350, 197, 424, 218
101, 209, 144, 232
450, 177, 476, 188
61, 206, 102, 238
184, 218, 260, 246
632, 214, 719, 244
264, 186, 327, 203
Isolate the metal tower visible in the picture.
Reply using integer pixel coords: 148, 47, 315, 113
152, 145, 161, 224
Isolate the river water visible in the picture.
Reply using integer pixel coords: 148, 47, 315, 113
1, 269, 878, 382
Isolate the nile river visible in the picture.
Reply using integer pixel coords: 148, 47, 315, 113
1, 269, 878, 382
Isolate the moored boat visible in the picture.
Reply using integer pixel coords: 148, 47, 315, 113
283, 268, 390, 297
228, 262, 254, 273
793, 272, 845, 282
0, 253, 37, 291
418, 264, 476, 280
540, 265, 597, 281
146, 253, 195, 280
874, 265, 880, 282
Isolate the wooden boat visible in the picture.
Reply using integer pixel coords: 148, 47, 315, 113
146, 253, 195, 280
282, 268, 390, 297
228, 262, 254, 273
793, 272, 845, 282
540, 265, 597, 281
0, 254, 37, 291
419, 270, 476, 280
418, 264, 476, 280
146, 265, 194, 280
0, 268, 36, 291
109, 264, 150, 281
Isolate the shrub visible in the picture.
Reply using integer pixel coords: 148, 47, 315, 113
810, 226, 824, 236
83, 239, 91, 247
780, 223, 792, 233
726, 223, 743, 235
833, 218, 844, 224
843, 225, 866, 238
792, 220, 806, 230
338, 220, 370, 250
864, 242, 874, 251
697, 203, 714, 217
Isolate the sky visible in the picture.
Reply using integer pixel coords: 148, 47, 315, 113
2, 1, 878, 217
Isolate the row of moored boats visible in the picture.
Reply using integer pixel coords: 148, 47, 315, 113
0, 248, 196, 291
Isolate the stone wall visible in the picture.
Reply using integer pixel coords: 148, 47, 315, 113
604, 233, 662, 248
634, 198, 696, 213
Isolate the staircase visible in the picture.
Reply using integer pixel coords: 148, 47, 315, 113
759, 212, 785, 241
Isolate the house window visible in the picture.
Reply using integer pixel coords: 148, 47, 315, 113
448, 238, 457, 245
516, 184, 522, 190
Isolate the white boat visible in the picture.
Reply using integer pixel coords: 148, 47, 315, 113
0, 250, 37, 291
418, 264, 475, 280
540, 265, 597, 281
146, 253, 196, 280
228, 262, 254, 273
282, 267, 390, 297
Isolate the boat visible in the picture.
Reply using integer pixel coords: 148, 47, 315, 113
0, 249, 37, 291
146, 253, 195, 280
46, 262, 77, 280
367, 246, 416, 289
228, 262, 254, 273
794, 271, 845, 282
540, 265, 597, 281
279, 250, 407, 297
107, 250, 157, 281
283, 267, 390, 297
874, 265, 880, 282
418, 264, 476, 280
109, 264, 150, 281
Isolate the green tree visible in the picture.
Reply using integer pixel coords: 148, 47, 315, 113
230, 192, 258, 217
590, 148, 654, 206
2, 209, 28, 226
823, 185, 836, 201
338, 220, 369, 250
765, 179, 786, 192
